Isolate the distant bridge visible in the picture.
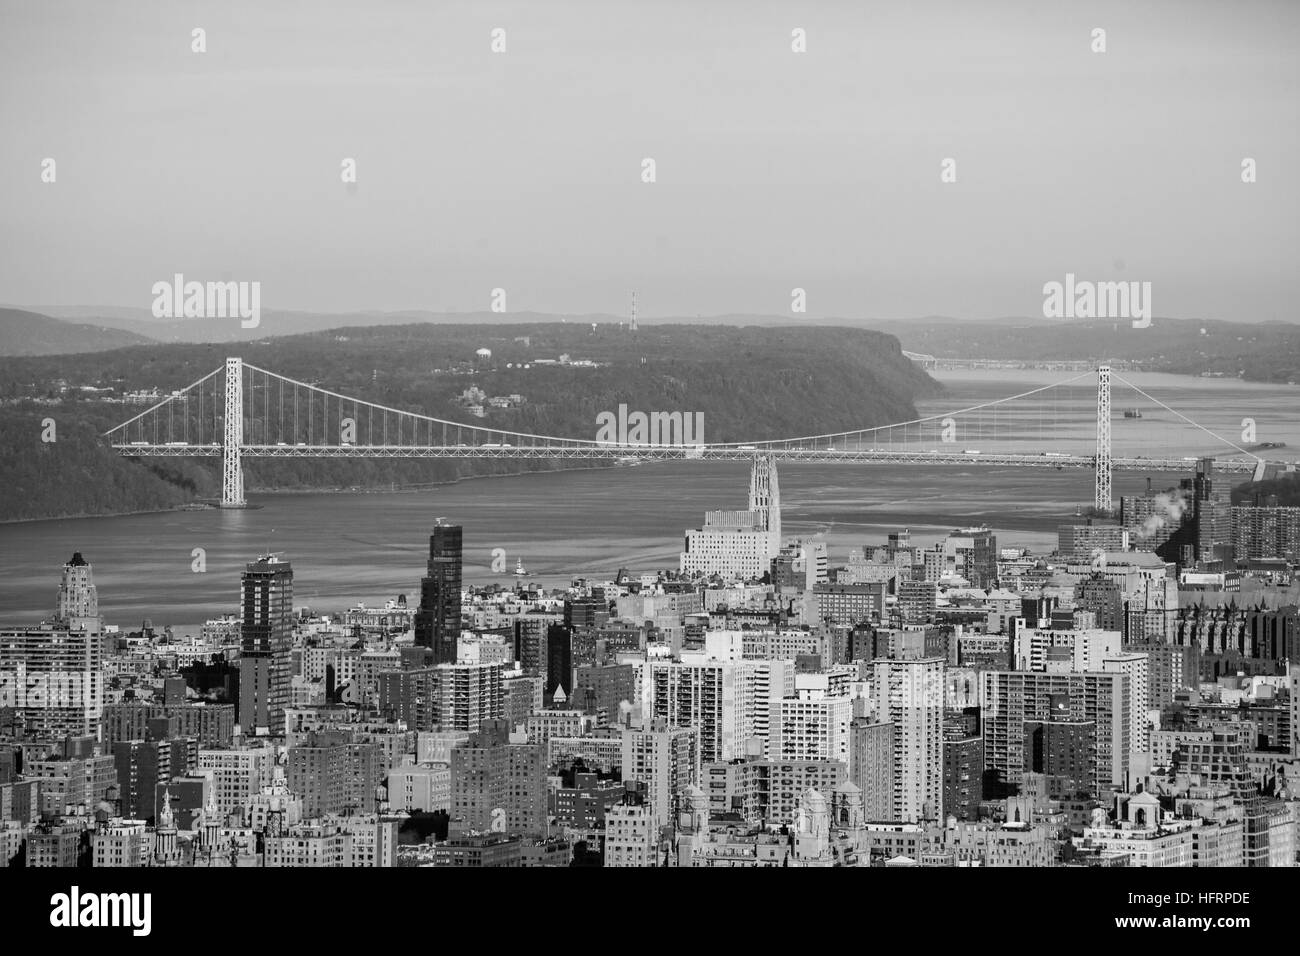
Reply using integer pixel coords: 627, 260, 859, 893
106, 358, 1277, 509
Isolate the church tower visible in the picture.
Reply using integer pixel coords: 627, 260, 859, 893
833, 781, 865, 830
675, 785, 709, 867
748, 454, 782, 554
154, 788, 178, 864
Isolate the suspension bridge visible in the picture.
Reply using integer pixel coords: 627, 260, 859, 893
104, 357, 1280, 510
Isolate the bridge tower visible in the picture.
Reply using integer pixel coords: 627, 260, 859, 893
222, 357, 246, 508
1095, 365, 1112, 513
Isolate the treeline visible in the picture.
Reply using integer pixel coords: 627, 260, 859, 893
0, 410, 192, 521
0, 323, 940, 521
1231, 472, 1300, 507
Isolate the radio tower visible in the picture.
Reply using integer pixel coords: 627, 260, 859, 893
629, 291, 638, 332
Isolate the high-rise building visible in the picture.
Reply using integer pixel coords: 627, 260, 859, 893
1058, 524, 1130, 562
435, 662, 504, 732
545, 624, 573, 708
1023, 693, 1095, 797
450, 719, 546, 837
641, 647, 793, 764
382, 662, 505, 732
701, 754, 845, 826
0, 624, 104, 740
848, 718, 892, 820
605, 791, 658, 867
1128, 643, 1198, 711
572, 663, 635, 724
680, 456, 782, 579
898, 581, 938, 623
1075, 575, 1125, 635
199, 743, 276, 818
237, 556, 294, 735
871, 658, 945, 822
812, 583, 886, 625
1012, 627, 1121, 673
103, 701, 236, 749
981, 670, 1129, 797
769, 695, 852, 766
942, 721, 982, 821
749, 454, 781, 550
1232, 499, 1300, 561
286, 731, 383, 818
23, 741, 116, 817
942, 528, 997, 588
53, 552, 102, 635
1102, 652, 1150, 761
620, 720, 699, 829
1157, 460, 1231, 568
414, 523, 463, 664
377, 667, 438, 731
564, 595, 609, 632
113, 736, 198, 822
0, 554, 106, 741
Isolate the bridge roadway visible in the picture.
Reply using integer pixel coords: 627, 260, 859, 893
110, 443, 1262, 473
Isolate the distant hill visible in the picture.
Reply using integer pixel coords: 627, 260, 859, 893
12, 304, 1297, 380
16, 305, 1065, 343
0, 322, 940, 521
9, 307, 642, 343
0, 308, 155, 356
874, 317, 1300, 384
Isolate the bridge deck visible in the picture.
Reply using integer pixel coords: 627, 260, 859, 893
109, 443, 1262, 472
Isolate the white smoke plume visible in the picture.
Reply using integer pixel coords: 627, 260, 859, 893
1136, 491, 1188, 539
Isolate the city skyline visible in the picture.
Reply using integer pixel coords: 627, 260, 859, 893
1, 0, 1295, 934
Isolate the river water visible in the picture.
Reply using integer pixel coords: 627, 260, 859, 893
1, 369, 1296, 629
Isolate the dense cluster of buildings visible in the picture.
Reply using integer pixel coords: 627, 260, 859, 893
3, 456, 1300, 867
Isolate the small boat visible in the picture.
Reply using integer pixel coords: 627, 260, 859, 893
514, 557, 528, 576
1123, 409, 1142, 419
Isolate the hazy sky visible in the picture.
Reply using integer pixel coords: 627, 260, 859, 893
1, 0, 1296, 321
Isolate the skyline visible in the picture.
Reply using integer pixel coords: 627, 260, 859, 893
3, 0, 1299, 918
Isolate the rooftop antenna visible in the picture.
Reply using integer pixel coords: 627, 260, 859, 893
629, 291, 638, 333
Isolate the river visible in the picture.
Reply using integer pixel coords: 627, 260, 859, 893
1, 369, 1296, 629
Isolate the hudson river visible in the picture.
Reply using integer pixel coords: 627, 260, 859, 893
1, 370, 1295, 628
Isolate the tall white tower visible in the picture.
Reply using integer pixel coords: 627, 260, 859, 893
222, 357, 245, 508
748, 454, 782, 554
1095, 365, 1112, 513
629, 291, 638, 332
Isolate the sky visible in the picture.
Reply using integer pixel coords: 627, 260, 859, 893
1, 0, 1297, 322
